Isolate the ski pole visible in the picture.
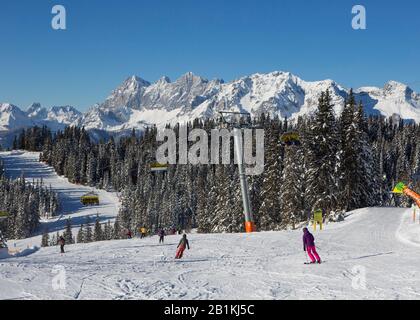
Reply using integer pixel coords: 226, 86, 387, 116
304, 250, 309, 264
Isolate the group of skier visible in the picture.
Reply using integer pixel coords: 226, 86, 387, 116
55, 226, 190, 259
55, 226, 318, 264
54, 221, 321, 263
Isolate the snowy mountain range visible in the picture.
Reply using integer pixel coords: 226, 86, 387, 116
1, 71, 419, 142
0, 103, 81, 132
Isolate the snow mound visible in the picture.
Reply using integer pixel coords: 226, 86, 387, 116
0, 246, 40, 260
0, 248, 10, 260
396, 208, 420, 247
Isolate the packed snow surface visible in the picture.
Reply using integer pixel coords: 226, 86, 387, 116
1, 152, 420, 300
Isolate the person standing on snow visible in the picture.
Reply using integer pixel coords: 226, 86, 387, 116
58, 236, 65, 254
175, 234, 190, 259
303, 227, 321, 264
140, 226, 147, 239
158, 228, 165, 244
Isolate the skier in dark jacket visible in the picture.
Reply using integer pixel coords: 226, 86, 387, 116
303, 228, 321, 264
175, 234, 190, 259
58, 236, 65, 254
158, 229, 165, 244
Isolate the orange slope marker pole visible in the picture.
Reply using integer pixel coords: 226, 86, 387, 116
403, 188, 420, 209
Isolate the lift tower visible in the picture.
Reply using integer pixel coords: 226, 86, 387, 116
219, 111, 256, 233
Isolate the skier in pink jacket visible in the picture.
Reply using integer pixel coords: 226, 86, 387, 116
303, 228, 321, 264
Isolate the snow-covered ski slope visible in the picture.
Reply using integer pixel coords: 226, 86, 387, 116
1, 207, 420, 300
1, 151, 420, 300
0, 151, 120, 250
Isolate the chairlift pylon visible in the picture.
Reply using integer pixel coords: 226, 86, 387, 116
217, 111, 257, 233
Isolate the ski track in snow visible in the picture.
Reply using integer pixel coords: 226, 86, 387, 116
1, 152, 420, 299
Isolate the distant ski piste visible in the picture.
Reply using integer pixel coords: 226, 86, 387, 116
0, 151, 120, 251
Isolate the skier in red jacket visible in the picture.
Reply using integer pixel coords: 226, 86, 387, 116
175, 234, 190, 259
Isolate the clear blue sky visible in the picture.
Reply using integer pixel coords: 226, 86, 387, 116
1, 0, 419, 111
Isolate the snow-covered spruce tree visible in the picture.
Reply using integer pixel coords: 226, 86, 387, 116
211, 165, 243, 233
353, 103, 381, 208
14, 201, 28, 239
14, 126, 53, 152
371, 121, 387, 206
196, 166, 213, 233
118, 190, 132, 232
23, 113, 419, 234
41, 230, 49, 247
112, 217, 122, 240
0, 172, 57, 239
158, 182, 172, 231
249, 173, 264, 229
77, 224, 85, 243
49, 233, 57, 246
62, 218, 74, 245
84, 216, 93, 243
86, 151, 97, 186
258, 122, 283, 231
93, 215, 103, 242
229, 166, 246, 232
305, 90, 339, 217
103, 220, 113, 240
413, 136, 420, 192
280, 145, 305, 228
38, 187, 47, 219
133, 184, 148, 234
337, 89, 358, 211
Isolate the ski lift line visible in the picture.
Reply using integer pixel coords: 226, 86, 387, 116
219, 111, 252, 116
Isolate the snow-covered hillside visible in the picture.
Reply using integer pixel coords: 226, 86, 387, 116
0, 71, 419, 142
0, 103, 33, 131
0, 103, 81, 133
0, 151, 120, 251
0, 152, 420, 300
1, 207, 420, 300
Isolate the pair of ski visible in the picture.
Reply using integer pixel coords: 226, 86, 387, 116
304, 261, 323, 265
